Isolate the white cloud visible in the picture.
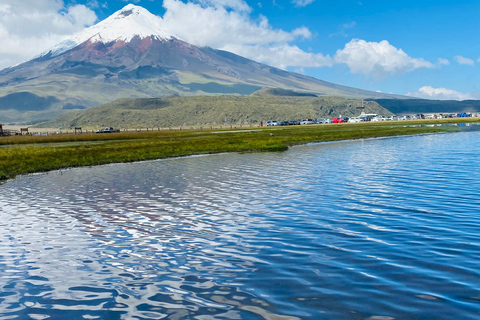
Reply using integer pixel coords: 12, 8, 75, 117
161, 0, 331, 69
454, 55, 474, 65
0, 0, 97, 69
226, 44, 333, 69
292, 0, 316, 7
334, 39, 434, 78
291, 27, 312, 40
407, 86, 473, 100
437, 58, 450, 66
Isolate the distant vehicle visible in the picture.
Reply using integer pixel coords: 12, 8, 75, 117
279, 121, 290, 126
266, 120, 278, 126
371, 116, 386, 122
331, 117, 344, 123
359, 113, 377, 121
288, 120, 300, 125
96, 127, 120, 133
315, 118, 329, 124
300, 119, 315, 125
348, 117, 363, 123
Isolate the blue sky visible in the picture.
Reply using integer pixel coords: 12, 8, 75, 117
1, 0, 479, 99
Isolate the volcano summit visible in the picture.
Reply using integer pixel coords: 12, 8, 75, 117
0, 4, 400, 124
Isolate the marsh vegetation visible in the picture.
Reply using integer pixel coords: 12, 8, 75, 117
1, 119, 469, 181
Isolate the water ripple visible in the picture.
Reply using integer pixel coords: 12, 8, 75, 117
1, 132, 480, 319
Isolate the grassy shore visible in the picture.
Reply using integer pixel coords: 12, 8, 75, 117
0, 119, 473, 182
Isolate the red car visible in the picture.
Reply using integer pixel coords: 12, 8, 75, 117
331, 117, 344, 123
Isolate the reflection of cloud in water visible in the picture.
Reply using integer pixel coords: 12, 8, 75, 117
0, 154, 295, 319
2, 132, 480, 319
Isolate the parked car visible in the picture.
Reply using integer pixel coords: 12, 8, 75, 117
348, 117, 362, 123
331, 117, 344, 123
266, 120, 278, 126
371, 116, 386, 122
300, 119, 315, 125
288, 120, 300, 125
315, 118, 329, 124
279, 121, 290, 126
96, 127, 120, 133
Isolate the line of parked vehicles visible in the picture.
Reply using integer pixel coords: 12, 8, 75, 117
266, 112, 480, 126
266, 116, 387, 126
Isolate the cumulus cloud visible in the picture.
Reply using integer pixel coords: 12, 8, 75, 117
292, 0, 316, 7
407, 86, 473, 101
161, 0, 331, 69
334, 39, 434, 78
0, 0, 97, 69
437, 58, 450, 66
226, 44, 333, 69
291, 26, 312, 40
162, 0, 294, 47
454, 55, 474, 66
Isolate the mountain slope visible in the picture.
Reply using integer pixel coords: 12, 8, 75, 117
0, 4, 405, 124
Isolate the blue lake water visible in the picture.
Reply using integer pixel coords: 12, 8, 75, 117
1, 131, 480, 319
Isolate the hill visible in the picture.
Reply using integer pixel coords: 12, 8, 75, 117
37, 95, 391, 129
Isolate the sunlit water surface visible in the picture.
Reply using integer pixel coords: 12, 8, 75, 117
1, 132, 480, 319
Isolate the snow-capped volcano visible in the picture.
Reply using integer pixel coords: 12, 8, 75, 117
43, 4, 174, 57
0, 4, 402, 124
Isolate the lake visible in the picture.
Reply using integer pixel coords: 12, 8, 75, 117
1, 131, 479, 319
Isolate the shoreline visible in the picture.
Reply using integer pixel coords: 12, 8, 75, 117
0, 120, 473, 183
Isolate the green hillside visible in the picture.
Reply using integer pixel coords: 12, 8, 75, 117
37, 94, 391, 129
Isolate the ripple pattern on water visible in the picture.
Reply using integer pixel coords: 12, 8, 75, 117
1, 131, 480, 319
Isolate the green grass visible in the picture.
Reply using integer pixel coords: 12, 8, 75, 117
0, 119, 468, 182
